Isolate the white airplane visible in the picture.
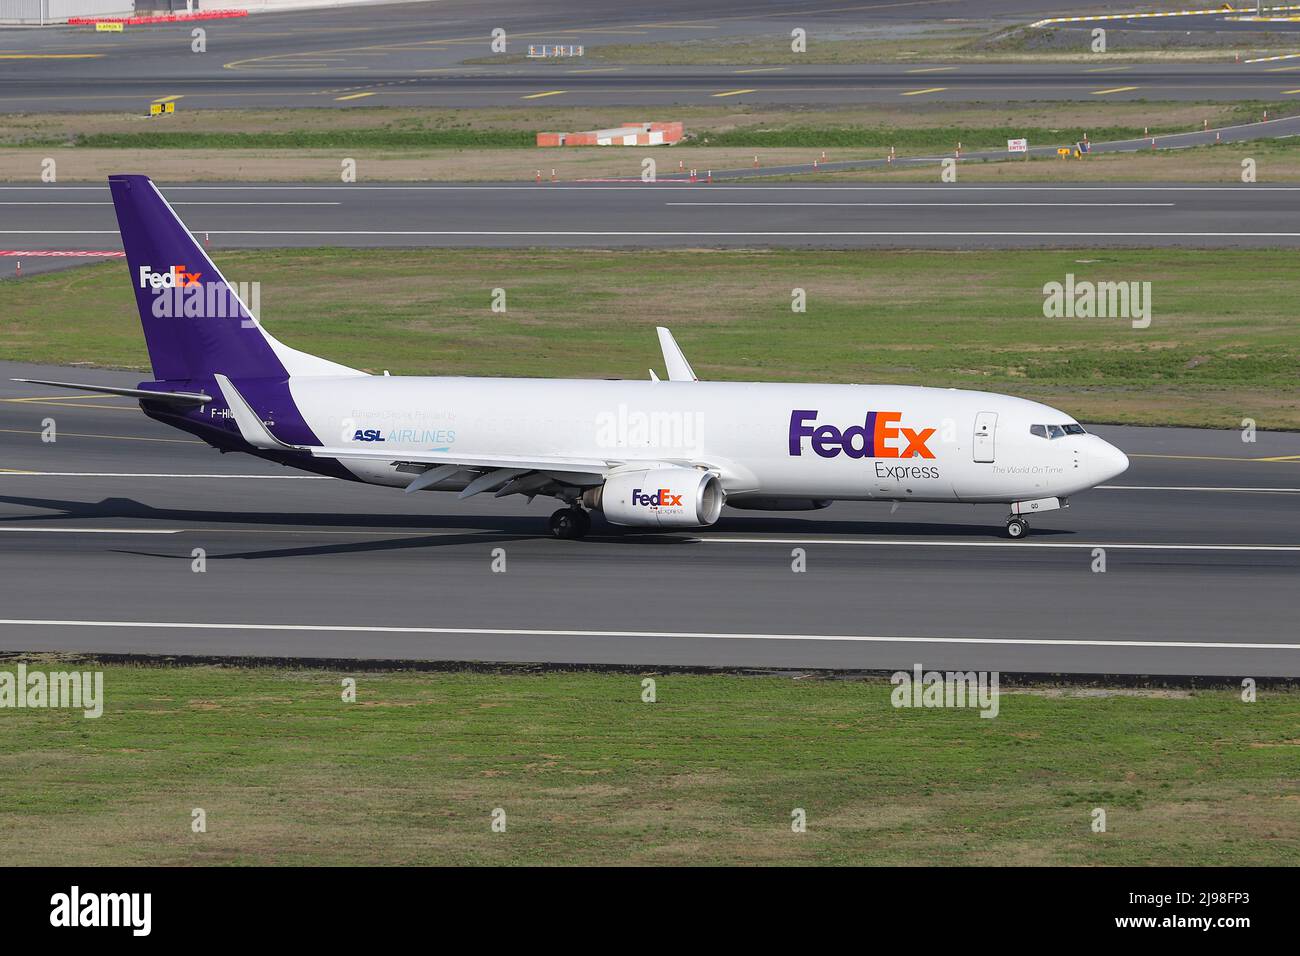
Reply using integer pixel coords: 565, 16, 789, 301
17, 175, 1128, 539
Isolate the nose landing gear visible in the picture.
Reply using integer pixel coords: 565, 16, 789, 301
1005, 516, 1029, 539
548, 506, 591, 539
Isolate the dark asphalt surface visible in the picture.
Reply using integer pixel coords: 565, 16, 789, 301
2, 0, 1299, 110
4, 181, 1300, 279
1, 361, 1296, 676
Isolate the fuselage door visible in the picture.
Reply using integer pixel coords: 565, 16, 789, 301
973, 412, 997, 463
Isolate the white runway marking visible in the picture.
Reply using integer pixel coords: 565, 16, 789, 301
1099, 485, 1300, 493
0, 526, 481, 537
0, 524, 1293, 549
0, 472, 333, 478
695, 538, 1300, 552
0, 202, 340, 206
0, 527, 181, 534
668, 202, 1177, 208
10, 231, 1300, 239
0, 618, 1294, 651
3, 185, 1300, 192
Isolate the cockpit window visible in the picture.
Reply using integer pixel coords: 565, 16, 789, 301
1030, 423, 1088, 439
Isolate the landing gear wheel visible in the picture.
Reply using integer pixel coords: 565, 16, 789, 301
1005, 517, 1029, 539
549, 507, 589, 540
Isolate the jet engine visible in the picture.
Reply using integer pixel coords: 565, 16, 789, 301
584, 467, 724, 528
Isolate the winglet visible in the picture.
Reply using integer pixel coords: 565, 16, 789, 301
656, 327, 698, 382
213, 373, 297, 451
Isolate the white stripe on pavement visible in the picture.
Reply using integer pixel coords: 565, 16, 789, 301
4, 185, 1300, 192
667, 202, 1177, 207
0, 527, 182, 534
1098, 485, 1300, 492
8, 231, 1300, 238
0, 202, 340, 206
694, 538, 1300, 552
0, 618, 1294, 650
0, 472, 332, 478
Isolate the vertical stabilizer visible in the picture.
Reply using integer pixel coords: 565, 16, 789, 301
107, 174, 362, 381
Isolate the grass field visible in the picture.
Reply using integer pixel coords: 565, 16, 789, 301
0, 103, 1289, 183
1, 248, 1296, 429
0, 659, 1295, 865
12, 123, 1192, 152
2, 103, 1289, 184
573, 34, 1290, 66
1, 103, 1292, 183
1, 104, 1272, 149
804, 139, 1300, 182
5, 140, 1297, 183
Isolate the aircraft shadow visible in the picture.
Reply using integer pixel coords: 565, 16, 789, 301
708, 513, 1075, 538
0, 493, 551, 534
3, 493, 1074, 562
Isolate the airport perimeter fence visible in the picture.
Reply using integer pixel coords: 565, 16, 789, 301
1, 0, 134, 23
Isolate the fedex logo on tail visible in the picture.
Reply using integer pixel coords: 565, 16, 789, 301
789, 410, 936, 459
138, 264, 202, 290
632, 487, 683, 508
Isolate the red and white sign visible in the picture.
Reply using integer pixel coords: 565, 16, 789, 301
1007, 138, 1028, 153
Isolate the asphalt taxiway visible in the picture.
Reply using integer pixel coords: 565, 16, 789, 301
1, 361, 1296, 676
3, 0, 1300, 110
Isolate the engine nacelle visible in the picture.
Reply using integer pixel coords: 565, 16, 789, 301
585, 467, 724, 528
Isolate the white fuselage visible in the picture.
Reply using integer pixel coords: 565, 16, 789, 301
286, 376, 1129, 504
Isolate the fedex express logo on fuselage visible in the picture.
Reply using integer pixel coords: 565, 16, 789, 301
138, 264, 202, 290
632, 487, 683, 508
789, 410, 936, 459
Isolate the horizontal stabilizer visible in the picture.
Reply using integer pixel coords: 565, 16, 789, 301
213, 373, 293, 451
12, 378, 212, 406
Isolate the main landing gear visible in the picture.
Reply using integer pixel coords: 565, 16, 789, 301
1005, 516, 1029, 539
548, 506, 591, 540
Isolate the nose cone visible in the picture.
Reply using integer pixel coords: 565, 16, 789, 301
1095, 439, 1129, 483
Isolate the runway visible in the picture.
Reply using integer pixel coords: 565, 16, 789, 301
2, 0, 1300, 110
7, 62, 1300, 110
4, 182, 1300, 279
1, 361, 1297, 676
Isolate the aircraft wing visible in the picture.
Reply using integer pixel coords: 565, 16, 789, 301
215, 372, 611, 470
308, 445, 613, 475
212, 373, 740, 497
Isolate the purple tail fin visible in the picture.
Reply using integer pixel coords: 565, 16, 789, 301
109, 174, 287, 382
